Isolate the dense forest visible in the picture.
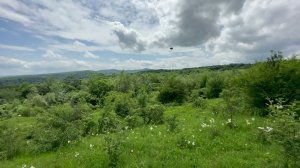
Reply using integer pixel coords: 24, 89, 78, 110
0, 52, 299, 167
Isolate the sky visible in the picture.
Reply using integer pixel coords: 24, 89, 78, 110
0, 0, 300, 76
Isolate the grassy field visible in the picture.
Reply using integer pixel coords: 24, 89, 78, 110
0, 100, 284, 168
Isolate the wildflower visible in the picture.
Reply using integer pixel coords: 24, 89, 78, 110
89, 144, 94, 149
75, 152, 80, 157
130, 149, 133, 153
226, 119, 232, 124
30, 166, 35, 168
188, 140, 191, 144
257, 126, 273, 133
150, 126, 153, 130
209, 118, 215, 124
201, 123, 208, 128
246, 120, 251, 125
22, 164, 27, 168
125, 126, 129, 130
68, 140, 71, 143
265, 127, 273, 132
251, 117, 255, 121
257, 127, 264, 130
192, 142, 195, 146
276, 105, 283, 109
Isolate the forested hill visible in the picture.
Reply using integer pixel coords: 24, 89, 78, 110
0, 64, 250, 86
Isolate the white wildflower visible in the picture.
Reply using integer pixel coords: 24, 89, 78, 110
89, 144, 94, 149
130, 149, 133, 153
188, 140, 190, 144
75, 152, 80, 157
246, 120, 251, 125
22, 164, 27, 168
30, 166, 35, 168
192, 142, 195, 146
149, 126, 153, 130
227, 119, 232, 123
209, 118, 215, 124
67, 140, 71, 144
265, 127, 273, 132
251, 117, 255, 121
201, 123, 208, 128
258, 127, 264, 130
125, 126, 129, 130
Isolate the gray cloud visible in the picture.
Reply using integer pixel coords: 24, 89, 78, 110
160, 0, 246, 47
113, 22, 147, 52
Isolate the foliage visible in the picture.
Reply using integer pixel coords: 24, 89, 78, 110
205, 76, 224, 98
260, 99, 300, 167
98, 111, 122, 133
158, 77, 186, 104
141, 105, 165, 124
166, 114, 178, 132
239, 52, 300, 113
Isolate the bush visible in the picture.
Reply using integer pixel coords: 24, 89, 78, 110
0, 126, 22, 160
205, 76, 224, 98
239, 52, 300, 112
32, 120, 80, 152
259, 99, 300, 167
88, 79, 112, 106
125, 114, 143, 129
98, 111, 122, 133
17, 104, 35, 117
192, 97, 207, 109
158, 78, 186, 104
141, 105, 164, 124
104, 92, 135, 118
166, 114, 178, 132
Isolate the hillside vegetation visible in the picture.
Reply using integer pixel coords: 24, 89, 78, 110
0, 52, 299, 168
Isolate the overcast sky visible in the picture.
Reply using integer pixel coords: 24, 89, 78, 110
0, 0, 299, 76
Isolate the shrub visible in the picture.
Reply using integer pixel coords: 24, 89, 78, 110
158, 78, 186, 104
104, 136, 123, 168
104, 92, 135, 118
141, 105, 164, 124
0, 126, 22, 160
125, 114, 143, 129
239, 52, 300, 112
32, 120, 80, 152
205, 76, 224, 98
192, 97, 207, 109
98, 111, 122, 133
88, 79, 112, 106
261, 99, 300, 167
166, 114, 178, 132
17, 104, 34, 117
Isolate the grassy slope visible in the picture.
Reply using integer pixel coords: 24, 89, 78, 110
0, 99, 284, 168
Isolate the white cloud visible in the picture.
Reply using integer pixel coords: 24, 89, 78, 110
49, 41, 102, 52
1, 0, 300, 76
42, 50, 63, 59
0, 44, 35, 51
83, 51, 99, 59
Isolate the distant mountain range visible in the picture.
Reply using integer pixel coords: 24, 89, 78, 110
0, 64, 251, 86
